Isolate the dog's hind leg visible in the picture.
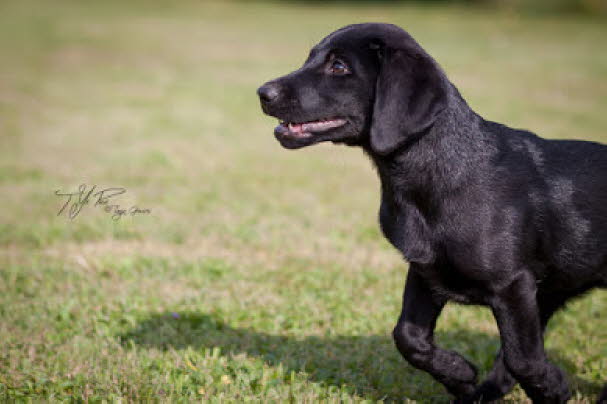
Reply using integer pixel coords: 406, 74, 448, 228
393, 269, 478, 399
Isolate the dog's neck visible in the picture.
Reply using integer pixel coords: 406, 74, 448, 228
364, 87, 492, 212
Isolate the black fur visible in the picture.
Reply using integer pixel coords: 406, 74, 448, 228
257, 23, 607, 403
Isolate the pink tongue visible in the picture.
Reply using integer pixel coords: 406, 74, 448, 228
289, 123, 303, 133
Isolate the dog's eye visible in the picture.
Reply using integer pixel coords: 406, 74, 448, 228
328, 59, 350, 75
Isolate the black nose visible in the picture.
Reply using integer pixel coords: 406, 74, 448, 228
257, 83, 280, 104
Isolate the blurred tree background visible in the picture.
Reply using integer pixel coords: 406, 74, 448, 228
467, 0, 607, 15
482, 0, 606, 15
282, 0, 607, 16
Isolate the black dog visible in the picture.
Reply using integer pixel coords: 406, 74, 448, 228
257, 23, 606, 403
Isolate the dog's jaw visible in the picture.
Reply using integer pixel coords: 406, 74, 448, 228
275, 118, 346, 138
273, 117, 349, 149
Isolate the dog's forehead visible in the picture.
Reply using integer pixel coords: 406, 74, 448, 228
315, 23, 410, 50
308, 31, 373, 61
314, 27, 374, 52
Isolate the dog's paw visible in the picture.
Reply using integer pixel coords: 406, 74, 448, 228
462, 374, 517, 403
523, 365, 571, 404
448, 382, 478, 403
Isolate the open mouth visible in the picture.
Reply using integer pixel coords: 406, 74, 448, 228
275, 118, 347, 139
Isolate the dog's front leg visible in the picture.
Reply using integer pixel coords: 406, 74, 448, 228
393, 268, 478, 399
491, 271, 571, 403
470, 291, 576, 403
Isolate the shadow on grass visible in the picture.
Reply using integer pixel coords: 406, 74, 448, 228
120, 312, 602, 402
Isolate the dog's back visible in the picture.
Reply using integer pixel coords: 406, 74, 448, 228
483, 121, 607, 289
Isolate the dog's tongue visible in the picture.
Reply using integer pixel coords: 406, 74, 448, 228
288, 123, 303, 134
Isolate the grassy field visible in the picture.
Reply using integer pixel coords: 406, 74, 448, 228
0, 0, 605, 401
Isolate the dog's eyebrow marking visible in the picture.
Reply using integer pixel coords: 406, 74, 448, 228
304, 48, 323, 65
306, 47, 336, 66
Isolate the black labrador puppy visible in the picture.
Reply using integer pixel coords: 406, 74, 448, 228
257, 23, 607, 403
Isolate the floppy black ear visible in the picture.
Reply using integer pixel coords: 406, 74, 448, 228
370, 46, 448, 155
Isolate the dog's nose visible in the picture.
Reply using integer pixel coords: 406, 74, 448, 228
257, 83, 280, 104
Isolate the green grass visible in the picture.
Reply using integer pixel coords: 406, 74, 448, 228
0, 0, 605, 401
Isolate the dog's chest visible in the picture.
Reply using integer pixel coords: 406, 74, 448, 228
379, 198, 488, 304
379, 199, 436, 265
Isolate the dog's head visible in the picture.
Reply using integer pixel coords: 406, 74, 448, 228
257, 23, 449, 155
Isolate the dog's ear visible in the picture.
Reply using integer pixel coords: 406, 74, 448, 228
370, 46, 448, 155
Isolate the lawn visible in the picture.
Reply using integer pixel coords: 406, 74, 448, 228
0, 0, 605, 401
